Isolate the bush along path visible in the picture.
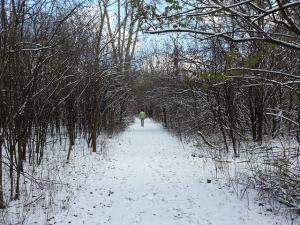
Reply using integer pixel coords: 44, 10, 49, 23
31, 119, 293, 225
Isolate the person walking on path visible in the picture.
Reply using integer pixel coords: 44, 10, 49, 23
139, 110, 146, 127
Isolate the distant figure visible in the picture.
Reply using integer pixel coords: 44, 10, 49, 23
139, 110, 146, 127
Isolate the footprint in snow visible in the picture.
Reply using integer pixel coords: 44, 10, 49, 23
161, 197, 168, 203
174, 212, 183, 219
148, 193, 157, 201
125, 196, 134, 201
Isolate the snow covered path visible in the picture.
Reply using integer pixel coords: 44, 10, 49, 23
54, 118, 286, 225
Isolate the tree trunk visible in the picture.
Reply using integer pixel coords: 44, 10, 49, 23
162, 107, 167, 128
225, 85, 238, 157
0, 145, 5, 208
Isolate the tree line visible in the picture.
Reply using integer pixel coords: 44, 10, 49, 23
0, 0, 141, 208
136, 0, 300, 210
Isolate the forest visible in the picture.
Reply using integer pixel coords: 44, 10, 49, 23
0, 0, 299, 224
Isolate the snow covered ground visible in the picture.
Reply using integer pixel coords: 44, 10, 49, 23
2, 118, 297, 225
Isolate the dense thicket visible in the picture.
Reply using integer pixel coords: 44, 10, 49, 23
135, 0, 300, 210
0, 0, 141, 208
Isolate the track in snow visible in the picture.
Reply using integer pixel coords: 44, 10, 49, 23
54, 118, 286, 225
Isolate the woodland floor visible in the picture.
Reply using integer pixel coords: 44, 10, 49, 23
3, 118, 296, 225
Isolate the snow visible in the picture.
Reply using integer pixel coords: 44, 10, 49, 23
2, 118, 296, 225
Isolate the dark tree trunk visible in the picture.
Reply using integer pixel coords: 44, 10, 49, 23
162, 107, 167, 128
225, 84, 238, 157
0, 144, 5, 208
